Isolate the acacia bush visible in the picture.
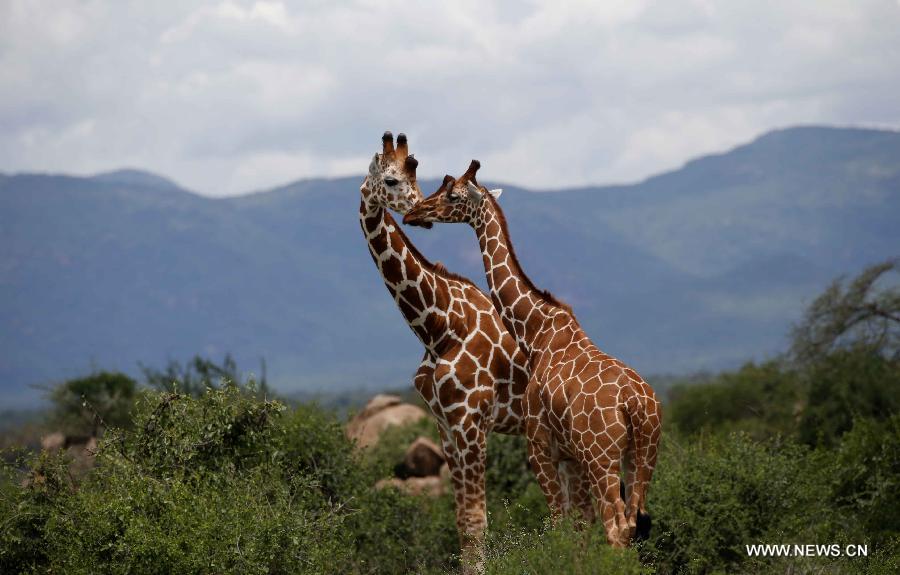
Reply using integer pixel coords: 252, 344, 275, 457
645, 433, 831, 574
483, 517, 647, 575
666, 361, 800, 439
0, 385, 460, 574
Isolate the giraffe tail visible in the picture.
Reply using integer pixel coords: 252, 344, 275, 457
623, 390, 653, 541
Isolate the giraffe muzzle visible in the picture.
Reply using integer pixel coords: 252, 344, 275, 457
402, 208, 432, 228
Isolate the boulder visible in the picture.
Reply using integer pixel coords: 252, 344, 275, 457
359, 393, 403, 417
41, 431, 66, 452
346, 395, 427, 449
67, 436, 98, 476
402, 436, 445, 477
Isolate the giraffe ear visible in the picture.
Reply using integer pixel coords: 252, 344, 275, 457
488, 188, 503, 199
466, 181, 483, 201
368, 154, 379, 176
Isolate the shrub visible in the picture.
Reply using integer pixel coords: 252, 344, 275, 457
48, 371, 138, 436
484, 433, 548, 532
0, 386, 468, 574
483, 517, 647, 575
798, 350, 900, 447
666, 361, 800, 439
829, 415, 900, 545
646, 433, 829, 574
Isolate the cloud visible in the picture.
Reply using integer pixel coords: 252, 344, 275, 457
1, 0, 898, 195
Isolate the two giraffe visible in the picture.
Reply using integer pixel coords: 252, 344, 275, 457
361, 134, 660, 555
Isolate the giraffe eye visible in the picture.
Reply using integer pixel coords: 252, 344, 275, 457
447, 191, 460, 202
384, 176, 399, 187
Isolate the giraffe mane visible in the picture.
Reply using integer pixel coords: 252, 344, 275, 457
484, 191, 574, 315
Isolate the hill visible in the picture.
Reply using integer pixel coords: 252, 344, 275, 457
1, 126, 898, 405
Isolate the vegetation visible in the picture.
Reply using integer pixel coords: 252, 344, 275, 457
1, 260, 898, 573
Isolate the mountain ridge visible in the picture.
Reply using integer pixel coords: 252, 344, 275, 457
1, 125, 898, 406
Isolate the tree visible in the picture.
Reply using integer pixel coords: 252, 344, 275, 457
49, 371, 137, 436
791, 259, 900, 364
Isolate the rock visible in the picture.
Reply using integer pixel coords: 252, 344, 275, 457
402, 436, 445, 477
375, 476, 446, 497
360, 394, 403, 416
41, 431, 66, 452
67, 436, 98, 476
346, 396, 427, 449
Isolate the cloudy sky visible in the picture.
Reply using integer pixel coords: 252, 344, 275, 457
2, 1, 899, 196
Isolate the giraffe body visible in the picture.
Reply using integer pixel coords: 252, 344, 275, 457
404, 161, 662, 546
359, 134, 529, 568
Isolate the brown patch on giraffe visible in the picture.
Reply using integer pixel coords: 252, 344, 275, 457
388, 229, 405, 254
382, 254, 402, 282
480, 314, 501, 342
399, 284, 423, 310
397, 297, 418, 321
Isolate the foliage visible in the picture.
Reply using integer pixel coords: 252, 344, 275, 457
484, 433, 548, 532
828, 415, 900, 545
48, 371, 138, 436
483, 517, 648, 575
0, 385, 465, 575
791, 258, 899, 364
666, 361, 800, 439
141, 353, 269, 397
798, 349, 900, 446
645, 432, 830, 574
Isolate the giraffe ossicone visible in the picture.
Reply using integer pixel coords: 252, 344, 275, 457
404, 159, 663, 547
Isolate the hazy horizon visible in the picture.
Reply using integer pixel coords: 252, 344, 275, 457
4, 123, 897, 198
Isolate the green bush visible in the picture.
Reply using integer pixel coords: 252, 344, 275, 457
49, 371, 138, 436
646, 433, 830, 574
484, 517, 648, 575
0, 385, 467, 574
484, 433, 548, 532
798, 350, 900, 447
829, 415, 900, 545
0, 451, 75, 573
666, 361, 800, 439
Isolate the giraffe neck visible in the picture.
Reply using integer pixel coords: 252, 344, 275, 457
359, 200, 450, 353
473, 196, 559, 356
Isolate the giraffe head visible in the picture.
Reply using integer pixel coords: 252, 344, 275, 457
361, 131, 425, 219
403, 160, 502, 228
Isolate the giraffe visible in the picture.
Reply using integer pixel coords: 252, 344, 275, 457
403, 160, 662, 547
359, 132, 533, 569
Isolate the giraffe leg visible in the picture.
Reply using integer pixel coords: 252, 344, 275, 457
439, 426, 487, 575
524, 384, 565, 519
578, 403, 629, 547
525, 426, 566, 518
586, 456, 629, 548
558, 459, 594, 524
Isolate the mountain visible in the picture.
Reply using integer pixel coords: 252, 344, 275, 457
1, 126, 898, 406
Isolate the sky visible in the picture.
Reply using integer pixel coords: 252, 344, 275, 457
2, 0, 899, 196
